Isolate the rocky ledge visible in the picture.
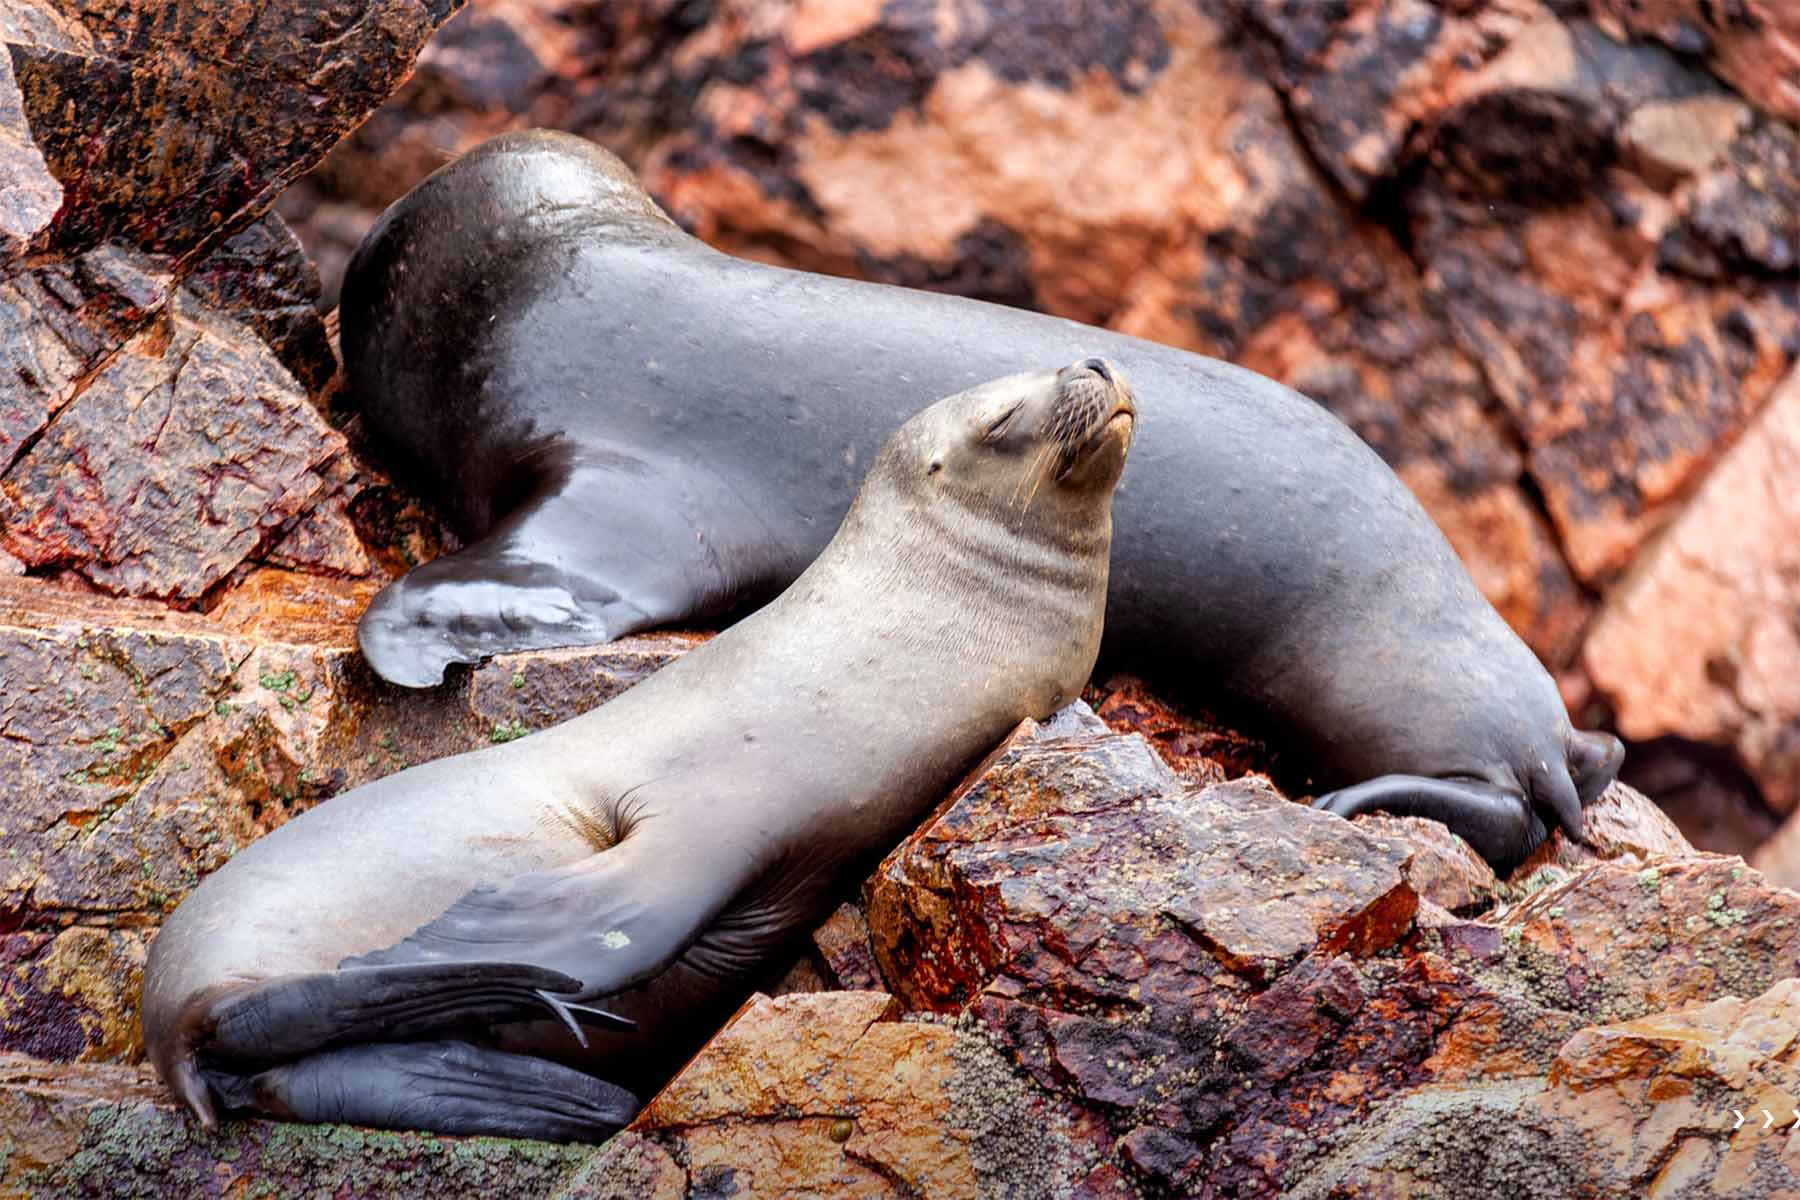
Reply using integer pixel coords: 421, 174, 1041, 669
3, 581, 1798, 1197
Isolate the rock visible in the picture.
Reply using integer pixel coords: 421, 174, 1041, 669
0, 0, 466, 615
0, 1052, 595, 1198
1663, 118, 1800, 278
0, 246, 172, 474
867, 721, 1416, 1014
0, 575, 699, 1063
1286, 976, 1800, 1196
1088, 674, 1269, 784
178, 213, 339, 395
812, 902, 885, 992
631, 990, 1106, 1198
0, 48, 58, 264
1621, 93, 1753, 187
1507, 781, 1697, 881
1350, 814, 1500, 916
0, 292, 345, 602
1753, 811, 1800, 893
1585, 366, 1800, 815
1594, 0, 1800, 124
1487, 855, 1800, 1024
4, 0, 467, 263
1622, 739, 1781, 859
1403, 20, 1800, 583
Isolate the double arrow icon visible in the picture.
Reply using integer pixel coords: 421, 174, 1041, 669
1731, 1109, 1800, 1131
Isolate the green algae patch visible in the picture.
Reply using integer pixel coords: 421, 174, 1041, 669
12, 1096, 600, 1199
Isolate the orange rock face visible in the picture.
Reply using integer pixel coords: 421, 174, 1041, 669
1586, 366, 1800, 817
632, 991, 1105, 1199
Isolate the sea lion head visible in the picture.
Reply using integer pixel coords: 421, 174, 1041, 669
891, 356, 1136, 518
821, 358, 1133, 719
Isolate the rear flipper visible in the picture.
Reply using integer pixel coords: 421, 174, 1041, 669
358, 457, 778, 688
1311, 776, 1550, 873
205, 1039, 637, 1142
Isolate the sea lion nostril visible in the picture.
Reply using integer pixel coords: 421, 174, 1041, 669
1083, 358, 1111, 383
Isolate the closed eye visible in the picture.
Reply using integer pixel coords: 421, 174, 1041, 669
982, 403, 1024, 443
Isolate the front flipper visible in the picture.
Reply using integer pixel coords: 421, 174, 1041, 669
205, 1039, 637, 1142
342, 831, 755, 1010
359, 454, 783, 688
204, 962, 634, 1068
1312, 776, 1549, 873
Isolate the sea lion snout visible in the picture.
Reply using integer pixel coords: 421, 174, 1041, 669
1050, 357, 1134, 487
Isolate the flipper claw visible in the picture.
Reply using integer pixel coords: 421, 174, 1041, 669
536, 988, 590, 1048
532, 989, 638, 1048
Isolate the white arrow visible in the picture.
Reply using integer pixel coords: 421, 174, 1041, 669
1791, 1109, 1800, 1130
1733, 1110, 1745, 1130
1763, 1110, 1775, 1130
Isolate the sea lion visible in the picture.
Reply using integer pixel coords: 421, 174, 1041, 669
340, 130, 1622, 871
142, 360, 1135, 1140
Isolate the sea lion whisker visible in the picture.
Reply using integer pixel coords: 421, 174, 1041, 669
532, 988, 635, 1046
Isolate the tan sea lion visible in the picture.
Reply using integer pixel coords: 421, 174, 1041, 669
142, 358, 1135, 1141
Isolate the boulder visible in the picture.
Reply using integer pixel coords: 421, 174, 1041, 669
0, 0, 468, 604
1585, 365, 1800, 816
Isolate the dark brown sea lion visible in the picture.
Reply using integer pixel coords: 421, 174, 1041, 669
340, 130, 1622, 871
142, 360, 1135, 1140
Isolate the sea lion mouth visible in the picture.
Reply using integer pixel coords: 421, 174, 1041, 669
1050, 359, 1135, 481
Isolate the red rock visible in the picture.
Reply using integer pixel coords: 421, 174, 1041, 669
0, 293, 346, 602
1351, 814, 1500, 915
1594, 0, 1800, 124
1404, 22, 1800, 582
812, 901, 884, 991
1492, 855, 1800, 1022
178, 214, 338, 395
1287, 975, 1800, 1196
1089, 674, 1268, 783
265, 494, 377, 580
1585, 366, 1800, 814
869, 722, 1415, 1014
5, 0, 468, 262
0, 247, 173, 473
637, 990, 1106, 1198
1509, 781, 1697, 880
1751, 810, 1800, 893
1621, 93, 1753, 187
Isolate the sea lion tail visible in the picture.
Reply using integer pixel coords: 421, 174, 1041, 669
148, 994, 225, 1129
